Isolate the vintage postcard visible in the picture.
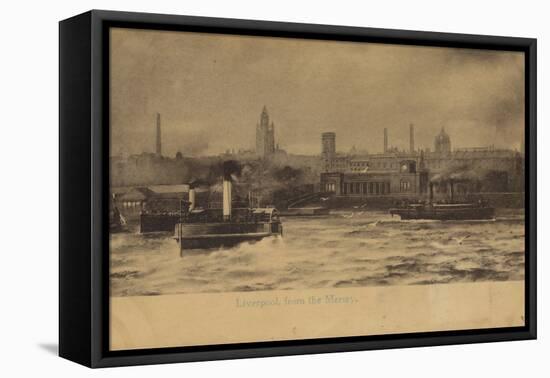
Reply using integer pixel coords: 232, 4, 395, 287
108, 27, 525, 350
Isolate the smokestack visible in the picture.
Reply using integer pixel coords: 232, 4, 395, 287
221, 160, 240, 221
383, 128, 388, 153
223, 179, 232, 221
429, 182, 434, 203
188, 186, 196, 211
156, 113, 162, 156
409, 123, 415, 153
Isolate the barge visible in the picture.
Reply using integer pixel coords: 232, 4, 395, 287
390, 203, 495, 220
389, 182, 495, 221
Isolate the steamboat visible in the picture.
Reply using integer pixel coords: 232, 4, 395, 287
173, 162, 282, 254
389, 181, 495, 220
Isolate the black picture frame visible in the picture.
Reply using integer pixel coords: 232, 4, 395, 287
59, 9, 537, 368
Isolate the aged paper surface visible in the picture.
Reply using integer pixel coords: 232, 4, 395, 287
109, 27, 525, 350
111, 282, 524, 350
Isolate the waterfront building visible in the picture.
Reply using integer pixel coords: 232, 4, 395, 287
320, 126, 524, 199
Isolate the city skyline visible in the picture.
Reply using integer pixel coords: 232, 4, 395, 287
110, 28, 524, 157
111, 107, 523, 159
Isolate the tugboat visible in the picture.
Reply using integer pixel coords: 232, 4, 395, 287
174, 162, 283, 254
389, 181, 495, 221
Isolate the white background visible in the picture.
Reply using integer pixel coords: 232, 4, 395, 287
0, 0, 547, 376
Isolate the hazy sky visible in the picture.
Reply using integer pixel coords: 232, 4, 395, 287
110, 27, 524, 157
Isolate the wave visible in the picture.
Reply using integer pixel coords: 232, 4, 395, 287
110, 210, 526, 296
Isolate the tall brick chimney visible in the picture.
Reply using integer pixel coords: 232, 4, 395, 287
410, 123, 415, 153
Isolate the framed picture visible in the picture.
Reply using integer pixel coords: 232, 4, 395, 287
59, 10, 536, 368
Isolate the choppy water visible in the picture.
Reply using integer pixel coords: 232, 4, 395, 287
110, 209, 525, 297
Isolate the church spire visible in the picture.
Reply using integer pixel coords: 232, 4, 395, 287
260, 105, 269, 128
256, 106, 276, 158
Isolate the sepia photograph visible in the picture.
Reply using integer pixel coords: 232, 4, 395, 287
107, 26, 526, 350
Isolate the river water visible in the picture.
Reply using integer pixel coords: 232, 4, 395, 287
110, 209, 525, 297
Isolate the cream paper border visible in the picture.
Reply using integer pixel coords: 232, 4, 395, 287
110, 281, 524, 351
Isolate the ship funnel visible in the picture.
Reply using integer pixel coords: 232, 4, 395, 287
222, 160, 240, 221
429, 182, 434, 203
188, 186, 196, 211
223, 179, 232, 221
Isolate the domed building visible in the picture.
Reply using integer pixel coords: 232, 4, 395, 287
434, 127, 451, 153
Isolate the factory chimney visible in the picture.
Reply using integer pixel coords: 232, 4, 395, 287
383, 128, 388, 153
156, 113, 162, 156
409, 123, 415, 153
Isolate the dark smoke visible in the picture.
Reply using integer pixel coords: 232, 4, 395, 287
430, 163, 490, 183
176, 132, 210, 157
222, 160, 242, 181
110, 153, 319, 208
186, 159, 241, 187
188, 179, 210, 189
